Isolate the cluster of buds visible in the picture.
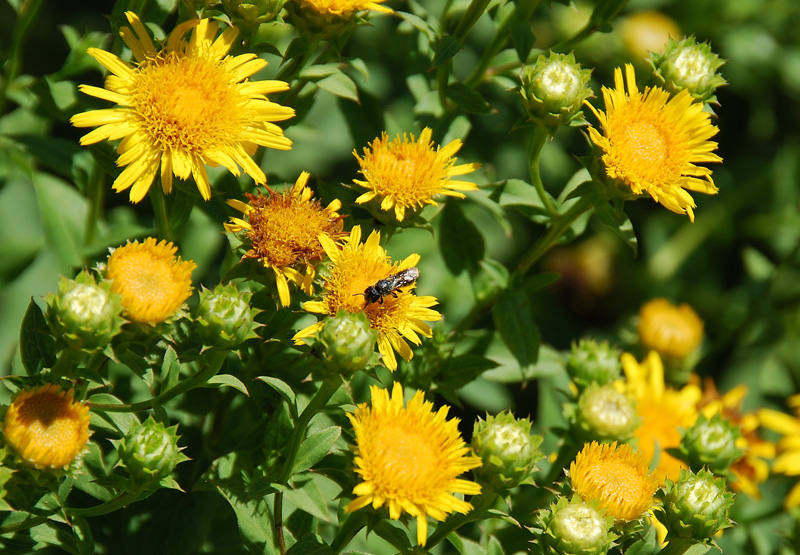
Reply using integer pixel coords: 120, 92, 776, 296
471, 412, 544, 492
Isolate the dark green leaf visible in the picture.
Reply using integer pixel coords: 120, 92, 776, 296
216, 485, 278, 555
395, 11, 436, 41
317, 73, 359, 103
445, 83, 492, 114
19, 298, 56, 374
493, 288, 540, 368
292, 426, 342, 475
284, 533, 335, 555
523, 272, 561, 294
594, 202, 638, 255
438, 354, 498, 389
509, 20, 535, 63
432, 35, 462, 68
284, 477, 330, 521
256, 376, 298, 418
373, 521, 411, 553
160, 345, 181, 392
283, 37, 311, 62
33, 174, 87, 272
439, 201, 485, 275
205, 374, 250, 396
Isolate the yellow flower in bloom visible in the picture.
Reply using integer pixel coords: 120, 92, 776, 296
71, 12, 294, 203
224, 172, 346, 306
106, 237, 197, 324
585, 64, 721, 221
3, 385, 91, 469
353, 128, 479, 222
638, 298, 704, 360
293, 226, 441, 370
622, 351, 701, 484
297, 0, 393, 17
696, 380, 774, 498
346, 382, 482, 546
569, 441, 658, 521
758, 394, 800, 508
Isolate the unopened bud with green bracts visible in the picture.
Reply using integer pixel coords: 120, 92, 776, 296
649, 36, 726, 103
471, 411, 544, 491
675, 413, 745, 476
574, 383, 639, 442
520, 52, 593, 135
317, 310, 378, 377
533, 495, 616, 555
45, 270, 125, 350
193, 283, 261, 349
566, 339, 622, 391
655, 468, 735, 544
116, 416, 188, 482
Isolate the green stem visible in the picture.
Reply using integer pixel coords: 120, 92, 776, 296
66, 491, 141, 519
0, 0, 44, 115
424, 491, 499, 548
528, 126, 557, 216
329, 513, 367, 554
0, 514, 49, 535
149, 182, 171, 241
84, 162, 105, 246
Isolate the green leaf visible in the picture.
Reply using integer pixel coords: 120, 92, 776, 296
445, 83, 492, 114
284, 476, 330, 522
300, 63, 341, 79
594, 202, 638, 255
206, 374, 250, 396
33, 174, 87, 273
317, 73, 359, 103
509, 19, 535, 63
438, 354, 498, 389
492, 288, 540, 369
160, 345, 181, 392
492, 179, 550, 214
395, 11, 436, 41
432, 35, 462, 68
292, 426, 342, 475
256, 376, 298, 419
284, 533, 335, 555
216, 485, 279, 555
19, 298, 56, 374
373, 521, 412, 552
439, 201, 485, 275
284, 37, 311, 61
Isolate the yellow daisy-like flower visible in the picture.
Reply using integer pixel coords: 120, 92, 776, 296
3, 384, 92, 469
345, 382, 482, 546
297, 0, 393, 17
569, 441, 659, 521
758, 394, 800, 508
106, 237, 197, 324
224, 171, 346, 306
638, 298, 704, 360
622, 351, 701, 484
293, 225, 441, 370
586, 64, 721, 221
71, 12, 294, 203
353, 128, 479, 222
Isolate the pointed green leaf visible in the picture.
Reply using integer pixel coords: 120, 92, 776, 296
292, 426, 342, 475
206, 374, 250, 396
19, 298, 56, 374
432, 35, 462, 68
445, 83, 492, 114
492, 288, 540, 368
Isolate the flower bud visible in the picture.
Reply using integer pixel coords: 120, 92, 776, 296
575, 383, 638, 441
649, 36, 726, 102
317, 310, 378, 377
471, 412, 544, 491
193, 283, 260, 349
637, 298, 703, 384
285, 0, 374, 39
537, 496, 616, 555
677, 413, 745, 476
45, 270, 125, 350
117, 417, 188, 482
566, 339, 622, 391
655, 468, 735, 543
520, 52, 593, 135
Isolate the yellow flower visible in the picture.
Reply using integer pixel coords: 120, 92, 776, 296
224, 171, 345, 306
293, 225, 441, 370
619, 11, 681, 61
71, 12, 294, 203
638, 298, 704, 360
297, 0, 393, 17
569, 441, 659, 521
346, 382, 482, 546
353, 128, 479, 222
758, 394, 800, 508
106, 237, 197, 324
3, 385, 91, 469
622, 351, 701, 484
586, 64, 721, 221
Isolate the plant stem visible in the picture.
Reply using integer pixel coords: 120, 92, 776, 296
149, 182, 171, 241
0, 0, 44, 115
529, 126, 557, 216
66, 491, 140, 518
0, 514, 49, 535
424, 491, 499, 548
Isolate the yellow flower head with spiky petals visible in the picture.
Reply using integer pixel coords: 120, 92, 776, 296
106, 237, 197, 324
293, 226, 441, 370
585, 64, 721, 221
353, 128, 479, 222
71, 12, 294, 203
225, 171, 346, 306
622, 351, 701, 484
3, 384, 92, 469
297, 0, 393, 17
346, 382, 482, 546
758, 394, 800, 508
570, 441, 659, 522
638, 298, 704, 360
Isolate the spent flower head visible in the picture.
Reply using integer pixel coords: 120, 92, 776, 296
650, 36, 726, 102
71, 12, 294, 202
345, 382, 482, 546
353, 128, 479, 223
225, 171, 345, 306
471, 411, 544, 491
585, 64, 722, 221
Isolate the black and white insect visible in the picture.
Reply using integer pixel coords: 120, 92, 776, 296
361, 267, 420, 305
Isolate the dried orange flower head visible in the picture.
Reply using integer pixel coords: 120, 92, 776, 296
638, 298, 704, 360
3, 384, 92, 469
106, 237, 197, 324
346, 382, 482, 546
570, 441, 659, 521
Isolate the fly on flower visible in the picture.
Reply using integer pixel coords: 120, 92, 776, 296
361, 267, 420, 305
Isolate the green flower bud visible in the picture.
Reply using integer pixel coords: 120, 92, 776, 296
677, 413, 745, 476
655, 468, 735, 543
45, 270, 125, 350
317, 310, 378, 377
520, 52, 593, 135
575, 383, 638, 441
536, 496, 616, 555
471, 411, 544, 491
193, 283, 260, 349
649, 36, 726, 102
117, 417, 188, 482
566, 339, 622, 391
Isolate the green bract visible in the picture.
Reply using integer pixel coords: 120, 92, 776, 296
535, 496, 616, 555
471, 411, 544, 491
317, 310, 378, 376
193, 283, 260, 348
117, 417, 188, 482
677, 413, 745, 475
567, 339, 622, 391
649, 36, 727, 102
